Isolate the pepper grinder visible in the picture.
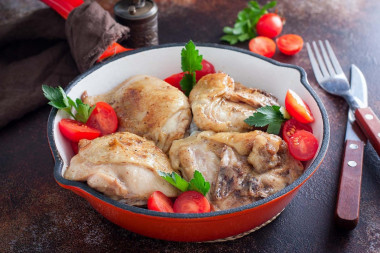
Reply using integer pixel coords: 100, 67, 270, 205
114, 0, 159, 48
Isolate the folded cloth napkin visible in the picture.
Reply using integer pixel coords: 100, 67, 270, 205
0, 1, 129, 128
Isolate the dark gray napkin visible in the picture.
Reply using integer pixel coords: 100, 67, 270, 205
0, 1, 130, 128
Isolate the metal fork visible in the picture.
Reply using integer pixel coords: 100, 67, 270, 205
306, 41, 380, 158
306, 40, 362, 110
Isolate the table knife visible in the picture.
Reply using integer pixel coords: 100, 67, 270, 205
335, 65, 367, 230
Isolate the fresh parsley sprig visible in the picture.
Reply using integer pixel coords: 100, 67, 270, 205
221, 1, 277, 45
158, 170, 210, 196
42, 85, 94, 123
244, 105, 289, 135
180, 40, 203, 96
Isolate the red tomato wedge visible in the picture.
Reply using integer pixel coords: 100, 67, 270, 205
59, 119, 101, 142
164, 59, 216, 91
288, 130, 319, 161
282, 118, 313, 143
256, 13, 283, 38
277, 34, 304, 55
285, 89, 314, 124
249, 36, 276, 58
86, 102, 118, 136
147, 191, 174, 213
173, 191, 211, 213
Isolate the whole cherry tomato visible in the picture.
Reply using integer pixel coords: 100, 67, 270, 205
256, 13, 283, 38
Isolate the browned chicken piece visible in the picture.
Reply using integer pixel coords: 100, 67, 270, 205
64, 132, 179, 206
83, 75, 192, 153
189, 73, 279, 132
169, 131, 303, 210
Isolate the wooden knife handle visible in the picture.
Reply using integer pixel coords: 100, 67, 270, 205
355, 107, 380, 157
335, 139, 364, 229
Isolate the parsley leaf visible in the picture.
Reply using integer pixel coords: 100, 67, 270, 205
188, 171, 211, 196
158, 171, 189, 192
158, 170, 210, 196
244, 105, 286, 135
180, 40, 203, 96
42, 85, 95, 123
221, 1, 277, 45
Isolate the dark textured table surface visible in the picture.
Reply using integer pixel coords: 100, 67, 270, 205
1, 0, 380, 252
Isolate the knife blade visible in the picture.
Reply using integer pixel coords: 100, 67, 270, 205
335, 64, 367, 229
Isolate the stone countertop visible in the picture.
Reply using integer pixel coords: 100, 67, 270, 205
1, 0, 379, 252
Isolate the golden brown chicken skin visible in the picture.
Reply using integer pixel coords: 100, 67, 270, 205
64, 132, 179, 206
169, 130, 303, 211
83, 75, 192, 153
189, 73, 278, 132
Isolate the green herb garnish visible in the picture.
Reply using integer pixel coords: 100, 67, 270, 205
42, 85, 94, 123
244, 105, 288, 135
158, 170, 210, 196
180, 40, 203, 96
221, 1, 277, 45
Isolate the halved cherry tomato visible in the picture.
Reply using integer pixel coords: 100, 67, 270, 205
71, 141, 79, 154
86, 102, 118, 136
288, 130, 319, 161
195, 59, 216, 81
256, 13, 283, 38
147, 191, 174, 213
164, 59, 216, 90
59, 118, 101, 142
277, 34, 304, 55
282, 118, 313, 143
248, 36, 276, 58
173, 191, 210, 213
285, 89, 314, 124
164, 72, 185, 90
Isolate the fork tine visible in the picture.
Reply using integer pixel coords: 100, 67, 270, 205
325, 40, 345, 75
318, 40, 336, 76
311, 41, 330, 79
306, 42, 324, 82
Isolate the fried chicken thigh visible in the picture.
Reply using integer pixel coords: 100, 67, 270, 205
189, 73, 279, 132
169, 131, 303, 210
64, 132, 179, 205
83, 75, 192, 153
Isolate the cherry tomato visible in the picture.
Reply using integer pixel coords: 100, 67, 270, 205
164, 72, 185, 90
173, 191, 211, 213
164, 59, 216, 90
256, 13, 283, 38
282, 118, 313, 143
195, 59, 216, 81
147, 191, 174, 213
71, 141, 79, 154
248, 36, 276, 58
59, 118, 101, 142
285, 89, 314, 124
277, 34, 304, 55
288, 130, 319, 161
86, 102, 118, 136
